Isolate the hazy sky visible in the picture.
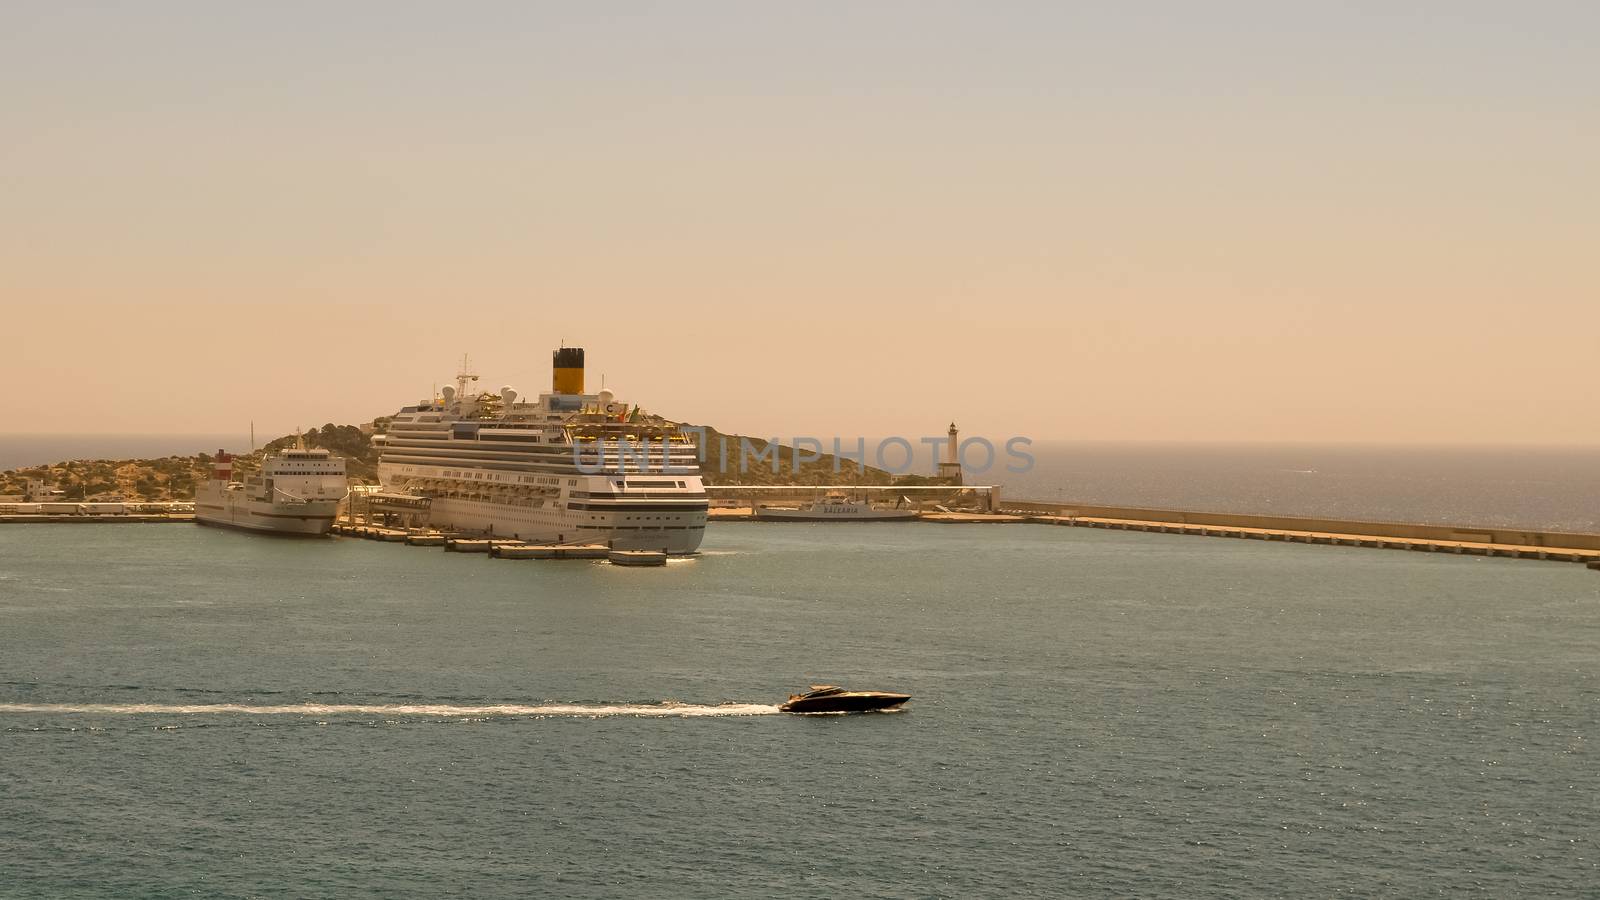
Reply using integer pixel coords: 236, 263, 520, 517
4, 2, 1596, 443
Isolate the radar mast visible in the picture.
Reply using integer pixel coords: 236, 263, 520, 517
455, 354, 480, 399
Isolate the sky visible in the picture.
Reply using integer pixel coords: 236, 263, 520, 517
3, 2, 1596, 444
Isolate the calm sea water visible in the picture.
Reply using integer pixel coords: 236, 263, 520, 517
1002, 443, 1600, 532
2, 523, 1596, 897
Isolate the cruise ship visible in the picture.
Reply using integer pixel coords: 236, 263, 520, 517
374, 348, 708, 553
194, 445, 349, 535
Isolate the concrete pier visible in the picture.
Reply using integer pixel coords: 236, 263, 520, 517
490, 544, 539, 559
491, 543, 610, 559
1, 513, 195, 524
445, 538, 494, 553
705, 495, 1600, 565
1022, 513, 1600, 565
337, 524, 407, 541
333, 520, 631, 561
919, 512, 1027, 524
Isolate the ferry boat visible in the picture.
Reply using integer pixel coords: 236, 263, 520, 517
194, 445, 348, 535
373, 348, 708, 554
754, 491, 918, 522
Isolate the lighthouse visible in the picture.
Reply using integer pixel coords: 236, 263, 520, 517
937, 422, 963, 484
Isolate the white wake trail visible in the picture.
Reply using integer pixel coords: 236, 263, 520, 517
0, 702, 781, 718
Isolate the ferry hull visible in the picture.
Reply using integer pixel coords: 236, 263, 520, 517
194, 495, 339, 536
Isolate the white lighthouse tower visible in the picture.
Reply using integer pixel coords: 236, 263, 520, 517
937, 422, 963, 484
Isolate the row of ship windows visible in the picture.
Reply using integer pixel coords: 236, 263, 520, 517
393, 413, 569, 422
392, 447, 696, 464
392, 435, 690, 456
441, 470, 577, 487
479, 434, 564, 442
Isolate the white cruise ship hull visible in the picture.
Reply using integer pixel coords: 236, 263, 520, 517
420, 495, 706, 554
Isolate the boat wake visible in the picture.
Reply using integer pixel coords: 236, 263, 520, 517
0, 701, 781, 718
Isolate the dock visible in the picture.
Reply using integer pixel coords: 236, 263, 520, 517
330, 520, 667, 565
708, 496, 1600, 566
1, 513, 195, 524
10, 496, 1595, 568
490, 543, 609, 559
919, 512, 1027, 524
444, 538, 494, 553
1024, 514, 1600, 563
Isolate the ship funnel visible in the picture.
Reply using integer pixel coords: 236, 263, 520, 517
212, 450, 232, 482
552, 346, 585, 394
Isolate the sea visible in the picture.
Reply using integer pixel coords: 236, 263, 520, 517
7, 436, 1598, 533
1000, 443, 1600, 533
2, 522, 1597, 897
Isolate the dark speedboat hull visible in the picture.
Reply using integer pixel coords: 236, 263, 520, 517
779, 692, 910, 714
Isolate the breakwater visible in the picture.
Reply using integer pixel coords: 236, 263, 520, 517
705, 494, 1600, 564
7, 494, 1599, 565
999, 499, 1600, 552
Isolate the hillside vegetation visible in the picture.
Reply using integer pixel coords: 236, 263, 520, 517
688, 426, 895, 485
0, 424, 381, 502
2, 420, 932, 500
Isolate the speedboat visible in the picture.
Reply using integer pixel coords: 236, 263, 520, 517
779, 685, 911, 713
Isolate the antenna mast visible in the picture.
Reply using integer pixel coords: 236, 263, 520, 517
456, 353, 480, 398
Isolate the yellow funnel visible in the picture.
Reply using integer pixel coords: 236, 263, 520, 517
552, 347, 584, 394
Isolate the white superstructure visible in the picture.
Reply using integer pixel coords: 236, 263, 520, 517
374, 348, 708, 553
195, 447, 348, 535
754, 490, 918, 522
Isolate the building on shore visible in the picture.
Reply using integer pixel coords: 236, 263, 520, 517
23, 477, 62, 502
